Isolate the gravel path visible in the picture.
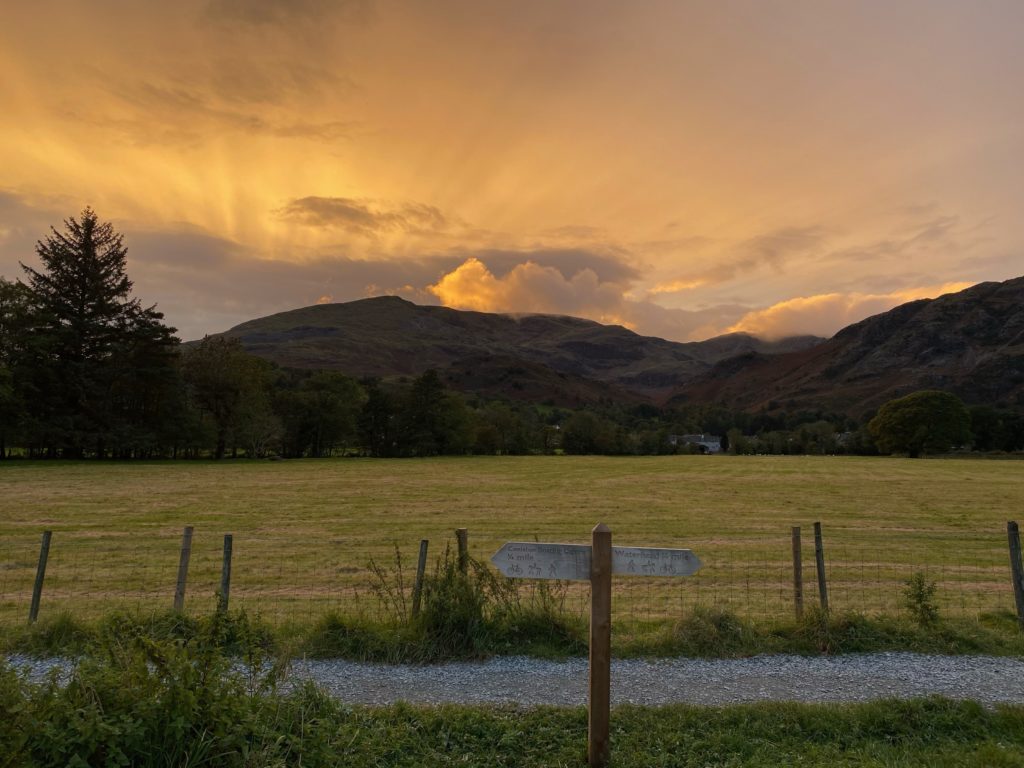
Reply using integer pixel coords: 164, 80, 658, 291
10, 653, 1024, 707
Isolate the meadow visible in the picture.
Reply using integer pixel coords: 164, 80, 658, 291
1, 455, 1022, 636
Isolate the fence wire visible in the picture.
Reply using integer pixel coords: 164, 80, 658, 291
1, 522, 1019, 632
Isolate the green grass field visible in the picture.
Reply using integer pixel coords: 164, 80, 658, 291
1, 456, 1022, 631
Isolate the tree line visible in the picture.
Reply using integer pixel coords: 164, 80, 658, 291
2, 210, 1022, 460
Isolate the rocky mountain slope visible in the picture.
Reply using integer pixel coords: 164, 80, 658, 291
672, 277, 1024, 416
211, 296, 821, 403
206, 276, 1024, 414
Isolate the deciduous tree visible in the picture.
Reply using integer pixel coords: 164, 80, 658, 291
868, 390, 970, 458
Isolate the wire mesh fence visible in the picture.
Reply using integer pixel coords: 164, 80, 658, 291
2, 521, 1020, 631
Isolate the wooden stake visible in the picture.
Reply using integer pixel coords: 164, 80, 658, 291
589, 523, 612, 768
1008, 521, 1024, 630
456, 528, 469, 574
813, 521, 829, 612
791, 526, 803, 620
219, 534, 233, 613
412, 538, 429, 618
28, 530, 52, 624
174, 526, 194, 613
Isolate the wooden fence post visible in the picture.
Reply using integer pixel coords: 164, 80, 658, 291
28, 530, 52, 624
412, 539, 429, 618
218, 534, 233, 612
589, 523, 612, 768
1008, 521, 1024, 630
456, 528, 469, 574
813, 521, 829, 612
174, 526, 194, 613
791, 526, 803, 620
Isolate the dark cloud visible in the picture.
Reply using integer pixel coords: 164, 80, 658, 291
731, 226, 829, 273
539, 224, 609, 240
205, 0, 372, 27
5, 199, 650, 339
822, 214, 988, 265
0, 191, 78, 280
276, 197, 448, 235
469, 248, 639, 285
625, 299, 751, 343
649, 226, 827, 293
120, 223, 653, 339
92, 83, 356, 146
120, 227, 457, 337
206, 60, 355, 106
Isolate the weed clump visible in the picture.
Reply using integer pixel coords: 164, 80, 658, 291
903, 571, 940, 627
0, 609, 284, 767
672, 607, 753, 656
349, 545, 585, 662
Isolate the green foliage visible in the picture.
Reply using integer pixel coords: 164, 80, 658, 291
621, 607, 1024, 659
970, 405, 1024, 452
3, 641, 1024, 768
276, 371, 365, 457
903, 571, 941, 627
0, 278, 31, 457
561, 410, 624, 454
182, 336, 280, 459
0, 610, 283, 767
671, 607, 754, 656
869, 390, 972, 457
412, 547, 585, 660
14, 209, 180, 458
307, 547, 585, 662
12, 611, 94, 656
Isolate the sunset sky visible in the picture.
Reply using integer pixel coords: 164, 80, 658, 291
1, 0, 1022, 342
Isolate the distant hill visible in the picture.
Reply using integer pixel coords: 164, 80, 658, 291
208, 297, 823, 404
671, 277, 1024, 416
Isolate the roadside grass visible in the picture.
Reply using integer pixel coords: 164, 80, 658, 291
2, 626, 1024, 768
2, 455, 1023, 633
4, 537, 1024, 663
7, 603, 1024, 662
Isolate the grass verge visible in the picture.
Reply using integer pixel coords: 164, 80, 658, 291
2, 631, 1023, 768
6, 605, 1024, 662
6, 552, 1023, 662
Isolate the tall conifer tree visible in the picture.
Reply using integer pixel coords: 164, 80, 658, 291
20, 208, 179, 457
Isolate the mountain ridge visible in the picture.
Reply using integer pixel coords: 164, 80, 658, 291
203, 275, 1024, 415
670, 276, 1024, 415
208, 296, 823, 403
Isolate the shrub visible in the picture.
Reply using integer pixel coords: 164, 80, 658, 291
903, 571, 940, 627
3, 610, 282, 767
673, 607, 752, 656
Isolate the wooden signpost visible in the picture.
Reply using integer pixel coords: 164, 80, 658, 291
491, 524, 701, 768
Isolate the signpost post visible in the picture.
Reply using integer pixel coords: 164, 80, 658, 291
491, 524, 701, 768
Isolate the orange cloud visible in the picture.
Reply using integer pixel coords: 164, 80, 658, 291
728, 282, 974, 339
647, 277, 708, 295
428, 257, 628, 324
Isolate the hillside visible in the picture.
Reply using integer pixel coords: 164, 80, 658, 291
211, 297, 822, 402
672, 277, 1024, 416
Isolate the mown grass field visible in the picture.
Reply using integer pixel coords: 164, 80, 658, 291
1, 456, 1022, 631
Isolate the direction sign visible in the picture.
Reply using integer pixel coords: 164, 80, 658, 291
490, 541, 701, 581
490, 527, 703, 768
